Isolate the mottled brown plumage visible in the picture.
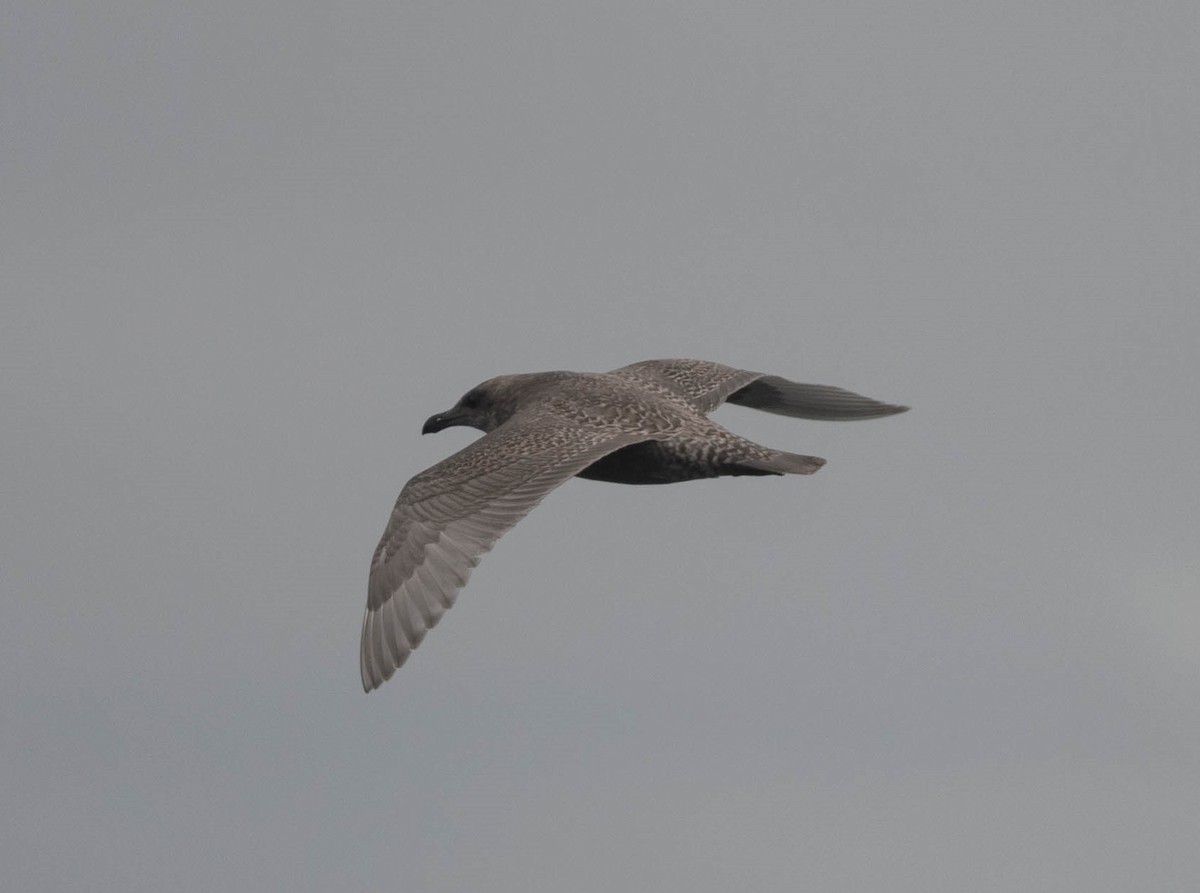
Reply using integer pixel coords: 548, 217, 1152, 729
361, 359, 907, 691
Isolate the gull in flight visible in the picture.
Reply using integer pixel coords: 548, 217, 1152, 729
361, 358, 908, 691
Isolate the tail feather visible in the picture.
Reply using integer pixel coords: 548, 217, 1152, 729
734, 451, 826, 476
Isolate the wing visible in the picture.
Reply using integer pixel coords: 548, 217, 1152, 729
609, 359, 762, 413
610, 359, 909, 420
361, 419, 653, 691
727, 376, 909, 420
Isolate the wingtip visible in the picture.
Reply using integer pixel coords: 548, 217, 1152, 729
360, 646, 378, 693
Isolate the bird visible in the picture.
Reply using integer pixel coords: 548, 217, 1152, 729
360, 358, 908, 691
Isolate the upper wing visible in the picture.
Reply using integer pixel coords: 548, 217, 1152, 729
361, 419, 653, 692
728, 376, 909, 420
610, 359, 909, 420
609, 359, 762, 413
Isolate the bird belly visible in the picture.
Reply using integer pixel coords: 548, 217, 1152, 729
576, 440, 777, 485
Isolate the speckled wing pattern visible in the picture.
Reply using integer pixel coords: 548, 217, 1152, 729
609, 359, 762, 413
610, 359, 909, 420
361, 418, 654, 691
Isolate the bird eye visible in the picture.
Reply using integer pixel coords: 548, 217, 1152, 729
462, 391, 481, 409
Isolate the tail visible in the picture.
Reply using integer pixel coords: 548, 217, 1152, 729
731, 450, 826, 476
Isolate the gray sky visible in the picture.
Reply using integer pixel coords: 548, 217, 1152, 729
3, 2, 1198, 891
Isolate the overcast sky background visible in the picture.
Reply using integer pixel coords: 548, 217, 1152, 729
3, 2, 1198, 891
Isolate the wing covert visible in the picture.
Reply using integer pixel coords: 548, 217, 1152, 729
609, 359, 762, 413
